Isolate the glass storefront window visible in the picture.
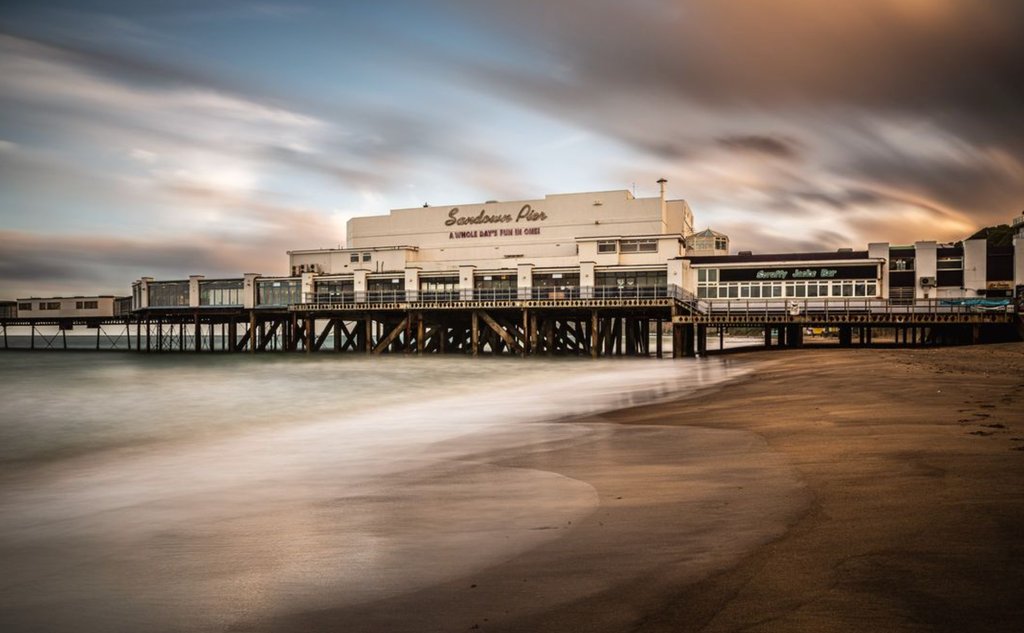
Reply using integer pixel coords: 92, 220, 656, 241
315, 279, 354, 302
200, 280, 243, 306
366, 277, 404, 302
148, 281, 189, 307
420, 276, 459, 301
257, 279, 301, 306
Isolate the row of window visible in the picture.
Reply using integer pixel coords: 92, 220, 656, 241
891, 257, 963, 272
596, 239, 659, 254
697, 280, 879, 299
17, 301, 98, 311
349, 252, 373, 263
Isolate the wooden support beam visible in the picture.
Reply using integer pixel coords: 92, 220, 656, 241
249, 312, 257, 353
236, 327, 251, 352
373, 317, 409, 354
334, 320, 343, 351
591, 311, 599, 358
417, 313, 425, 354
364, 317, 373, 353
471, 311, 479, 356
258, 320, 281, 351
306, 317, 315, 352
340, 320, 356, 351
314, 320, 333, 351
477, 310, 520, 352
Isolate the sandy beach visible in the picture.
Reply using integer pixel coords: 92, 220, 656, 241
259, 343, 1024, 633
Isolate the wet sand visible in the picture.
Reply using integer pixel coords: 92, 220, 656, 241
264, 343, 1024, 633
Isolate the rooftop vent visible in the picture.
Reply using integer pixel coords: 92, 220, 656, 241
485, 200, 498, 204
738, 250, 753, 256
837, 248, 853, 252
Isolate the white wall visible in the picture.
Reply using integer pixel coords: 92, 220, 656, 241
962, 239, 987, 297
915, 241, 937, 299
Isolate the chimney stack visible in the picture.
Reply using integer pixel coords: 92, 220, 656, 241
657, 178, 667, 201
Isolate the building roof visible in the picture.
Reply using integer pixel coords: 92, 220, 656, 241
686, 228, 728, 239
684, 250, 869, 264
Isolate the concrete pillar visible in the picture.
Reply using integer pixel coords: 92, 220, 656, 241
963, 238, 986, 298
243, 273, 260, 309
300, 272, 316, 304
405, 267, 421, 302
1014, 233, 1024, 296
137, 277, 153, 309
518, 263, 534, 300
668, 259, 687, 297
764, 327, 772, 347
460, 265, 476, 301
353, 270, 368, 302
915, 241, 937, 300
868, 242, 889, 299
189, 275, 204, 308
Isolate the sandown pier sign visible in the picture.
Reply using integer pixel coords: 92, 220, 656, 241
445, 204, 548, 227
446, 204, 548, 240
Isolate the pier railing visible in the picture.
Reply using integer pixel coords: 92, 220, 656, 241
301, 284, 693, 306
679, 298, 1016, 320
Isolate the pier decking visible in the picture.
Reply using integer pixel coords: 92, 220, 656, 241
1, 288, 1019, 356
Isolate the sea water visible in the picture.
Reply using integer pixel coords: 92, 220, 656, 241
0, 352, 748, 632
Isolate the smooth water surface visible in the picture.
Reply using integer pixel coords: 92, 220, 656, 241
0, 353, 750, 632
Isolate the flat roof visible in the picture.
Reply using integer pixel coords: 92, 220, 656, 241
685, 251, 870, 264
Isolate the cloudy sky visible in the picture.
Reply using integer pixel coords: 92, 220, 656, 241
2, 0, 1022, 297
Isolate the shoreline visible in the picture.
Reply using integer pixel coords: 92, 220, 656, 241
262, 343, 1024, 632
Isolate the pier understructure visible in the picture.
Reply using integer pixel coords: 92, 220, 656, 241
1, 289, 1019, 356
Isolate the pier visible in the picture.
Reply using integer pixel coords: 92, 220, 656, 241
2, 289, 1018, 357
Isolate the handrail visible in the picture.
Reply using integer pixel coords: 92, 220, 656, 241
299, 285, 688, 305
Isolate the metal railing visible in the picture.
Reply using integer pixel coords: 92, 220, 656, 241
690, 298, 1016, 319
303, 285, 692, 305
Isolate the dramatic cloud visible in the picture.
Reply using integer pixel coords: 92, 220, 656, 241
0, 0, 1021, 297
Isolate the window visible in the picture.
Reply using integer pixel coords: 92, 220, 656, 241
257, 279, 301, 306
149, 282, 189, 307
531, 272, 578, 299
18, 302, 31, 311
40, 302, 61, 310
892, 257, 914, 271
937, 257, 962, 270
362, 252, 372, 262
76, 300, 99, 310
350, 253, 359, 263
200, 280, 243, 306
619, 239, 657, 253
597, 241, 617, 254
714, 237, 728, 250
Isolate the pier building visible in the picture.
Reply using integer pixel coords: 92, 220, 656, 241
14, 296, 129, 319
1, 185, 1021, 355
